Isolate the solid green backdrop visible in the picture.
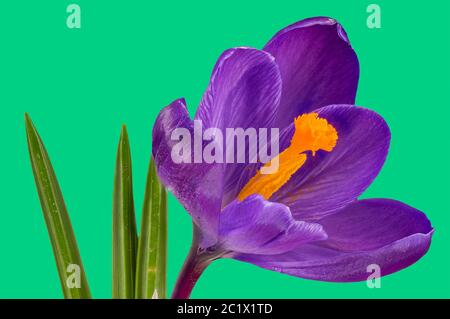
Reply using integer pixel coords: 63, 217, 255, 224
0, 0, 449, 298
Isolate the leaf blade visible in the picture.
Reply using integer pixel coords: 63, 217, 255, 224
155, 185, 167, 298
112, 125, 138, 299
25, 113, 91, 299
135, 157, 168, 299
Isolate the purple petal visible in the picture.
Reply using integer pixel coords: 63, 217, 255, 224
194, 47, 282, 207
271, 105, 390, 221
316, 199, 432, 251
152, 98, 223, 246
195, 47, 281, 130
235, 199, 433, 282
263, 17, 359, 129
219, 195, 327, 255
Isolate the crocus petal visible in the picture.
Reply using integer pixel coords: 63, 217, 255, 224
263, 17, 359, 129
218, 195, 327, 255
195, 47, 281, 130
316, 199, 432, 251
152, 98, 223, 246
234, 199, 433, 282
271, 105, 390, 221
194, 47, 282, 207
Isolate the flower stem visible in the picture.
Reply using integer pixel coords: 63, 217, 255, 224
171, 224, 212, 299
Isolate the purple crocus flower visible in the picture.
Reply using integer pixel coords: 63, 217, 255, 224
152, 17, 433, 298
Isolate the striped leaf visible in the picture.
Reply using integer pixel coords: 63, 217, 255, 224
112, 125, 138, 298
25, 113, 91, 299
135, 157, 168, 299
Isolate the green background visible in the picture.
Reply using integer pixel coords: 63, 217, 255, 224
1, 0, 449, 298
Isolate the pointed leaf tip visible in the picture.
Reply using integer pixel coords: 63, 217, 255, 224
25, 114, 91, 299
121, 124, 128, 139
135, 157, 168, 299
113, 125, 137, 299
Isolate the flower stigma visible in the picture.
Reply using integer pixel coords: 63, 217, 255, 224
238, 113, 338, 201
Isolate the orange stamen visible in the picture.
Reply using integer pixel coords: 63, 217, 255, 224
238, 113, 338, 201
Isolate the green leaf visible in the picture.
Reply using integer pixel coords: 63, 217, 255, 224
25, 113, 91, 299
135, 157, 168, 299
112, 125, 138, 299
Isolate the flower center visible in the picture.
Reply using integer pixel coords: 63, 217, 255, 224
237, 113, 338, 201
